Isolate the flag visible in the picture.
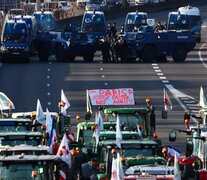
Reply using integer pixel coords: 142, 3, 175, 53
59, 170, 66, 180
168, 146, 181, 157
111, 156, 117, 180
46, 108, 53, 133
49, 128, 58, 155
0, 92, 15, 111
36, 99, 45, 124
97, 110, 104, 131
137, 125, 142, 138
117, 153, 124, 180
116, 115, 122, 149
93, 113, 99, 144
199, 86, 207, 108
57, 134, 71, 167
174, 153, 181, 180
164, 88, 172, 111
86, 89, 92, 114
93, 111, 104, 145
60, 89, 70, 116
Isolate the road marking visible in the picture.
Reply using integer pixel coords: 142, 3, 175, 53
184, 100, 196, 103
48, 102, 51, 106
47, 76, 50, 79
155, 69, 161, 72
151, 64, 198, 112
100, 68, 103, 71
104, 82, 108, 86
47, 68, 50, 72
47, 83, 50, 87
47, 92, 51, 96
198, 42, 207, 68
102, 75, 105, 78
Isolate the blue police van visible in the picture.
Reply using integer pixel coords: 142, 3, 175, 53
0, 19, 30, 63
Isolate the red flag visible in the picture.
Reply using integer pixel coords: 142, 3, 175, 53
164, 88, 172, 111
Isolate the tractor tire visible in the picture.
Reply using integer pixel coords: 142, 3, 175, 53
172, 45, 187, 62
55, 45, 66, 62
141, 46, 156, 63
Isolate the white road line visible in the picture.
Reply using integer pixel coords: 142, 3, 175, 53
162, 80, 169, 83
48, 102, 51, 106
104, 82, 108, 86
198, 42, 207, 68
184, 100, 196, 103
153, 66, 159, 69
188, 106, 199, 110
100, 68, 103, 71
152, 63, 158, 66
186, 104, 198, 107
47, 68, 50, 71
165, 84, 188, 111
47, 83, 50, 87
47, 76, 50, 79
47, 92, 51, 96
102, 75, 105, 78
159, 76, 166, 79
157, 73, 164, 76
155, 69, 161, 72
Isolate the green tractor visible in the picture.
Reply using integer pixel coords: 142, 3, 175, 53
81, 131, 164, 179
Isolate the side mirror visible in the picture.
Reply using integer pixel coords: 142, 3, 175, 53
186, 137, 193, 156
169, 130, 176, 142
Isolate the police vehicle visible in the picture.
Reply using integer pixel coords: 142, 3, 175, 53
0, 19, 30, 63
124, 11, 148, 32
178, 5, 202, 42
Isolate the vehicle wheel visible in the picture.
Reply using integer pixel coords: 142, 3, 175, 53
83, 53, 94, 62
23, 57, 30, 63
67, 55, 75, 62
55, 45, 66, 62
172, 45, 187, 62
141, 46, 156, 62
156, 55, 167, 62
38, 49, 49, 62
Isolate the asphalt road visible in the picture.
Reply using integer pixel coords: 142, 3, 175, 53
0, 5, 207, 153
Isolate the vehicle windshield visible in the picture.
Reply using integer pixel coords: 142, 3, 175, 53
3, 22, 28, 42
34, 13, 55, 31
0, 139, 40, 146
0, 163, 53, 180
106, 113, 149, 136
81, 13, 106, 32
189, 15, 201, 31
168, 14, 190, 30
125, 14, 147, 32
122, 148, 154, 157
0, 125, 27, 132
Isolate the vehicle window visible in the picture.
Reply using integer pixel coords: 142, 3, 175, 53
122, 148, 153, 157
